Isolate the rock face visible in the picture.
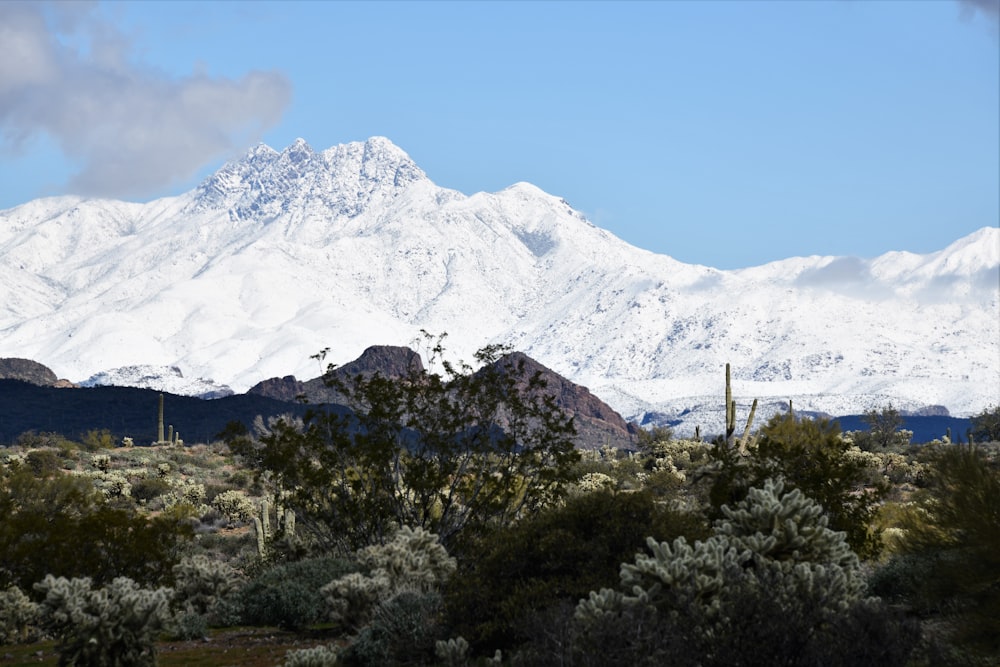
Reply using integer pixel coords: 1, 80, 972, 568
246, 346, 634, 450
246, 375, 306, 402
249, 346, 424, 404
0, 358, 59, 386
483, 351, 637, 449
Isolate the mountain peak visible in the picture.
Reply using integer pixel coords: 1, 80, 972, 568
191, 137, 427, 220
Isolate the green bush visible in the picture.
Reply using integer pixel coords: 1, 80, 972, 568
231, 556, 358, 630
892, 443, 1000, 660
323, 526, 455, 631
24, 449, 62, 477
711, 414, 886, 558
445, 488, 708, 654
130, 476, 172, 503
0, 468, 192, 591
557, 479, 916, 667
340, 591, 444, 667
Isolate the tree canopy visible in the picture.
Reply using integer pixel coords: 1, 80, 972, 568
227, 336, 579, 553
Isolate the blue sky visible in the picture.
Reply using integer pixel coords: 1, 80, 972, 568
1, 1, 997, 269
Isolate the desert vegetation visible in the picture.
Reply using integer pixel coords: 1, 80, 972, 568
1, 350, 998, 666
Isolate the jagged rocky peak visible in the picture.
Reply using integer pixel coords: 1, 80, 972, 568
192, 136, 427, 220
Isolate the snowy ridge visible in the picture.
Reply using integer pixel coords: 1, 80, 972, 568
81, 365, 234, 399
1, 137, 997, 434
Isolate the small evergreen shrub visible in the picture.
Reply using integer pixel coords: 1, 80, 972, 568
232, 556, 358, 630
340, 591, 444, 666
445, 489, 708, 653
130, 476, 172, 503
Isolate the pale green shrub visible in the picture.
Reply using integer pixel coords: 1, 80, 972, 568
435, 636, 470, 666
171, 554, 242, 619
283, 642, 342, 666
0, 585, 41, 645
211, 489, 255, 524
34, 575, 173, 667
321, 526, 455, 629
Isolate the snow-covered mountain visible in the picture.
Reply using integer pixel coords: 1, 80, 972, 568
1, 137, 997, 434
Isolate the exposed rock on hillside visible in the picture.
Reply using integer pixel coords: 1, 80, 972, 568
247, 346, 633, 449
0, 358, 60, 386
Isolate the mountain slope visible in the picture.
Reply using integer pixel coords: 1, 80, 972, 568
1, 137, 997, 431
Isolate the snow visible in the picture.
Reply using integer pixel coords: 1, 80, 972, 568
0, 137, 997, 433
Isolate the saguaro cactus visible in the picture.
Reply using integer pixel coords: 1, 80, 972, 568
157, 394, 165, 444
724, 363, 758, 454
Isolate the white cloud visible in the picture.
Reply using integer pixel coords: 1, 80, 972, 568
0, 2, 292, 200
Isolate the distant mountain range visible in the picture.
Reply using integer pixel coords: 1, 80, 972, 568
0, 346, 638, 451
1, 137, 997, 434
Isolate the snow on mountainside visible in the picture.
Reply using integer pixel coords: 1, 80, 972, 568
1, 137, 997, 434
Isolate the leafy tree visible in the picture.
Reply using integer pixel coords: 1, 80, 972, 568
970, 404, 1000, 443
227, 336, 579, 553
856, 404, 911, 450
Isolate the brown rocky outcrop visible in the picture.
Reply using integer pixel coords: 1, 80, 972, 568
0, 358, 59, 386
246, 346, 635, 450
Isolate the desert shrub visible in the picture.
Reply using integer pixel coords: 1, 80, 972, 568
80, 428, 115, 452
0, 468, 192, 591
34, 575, 173, 667
0, 585, 42, 645
211, 488, 255, 524
130, 476, 172, 503
323, 526, 455, 631
889, 443, 1000, 661
970, 405, 1000, 442
232, 556, 358, 630
710, 414, 886, 559
563, 479, 916, 667
340, 590, 445, 667
24, 449, 61, 477
171, 554, 242, 622
226, 338, 579, 552
283, 643, 342, 667
445, 488, 708, 654
15, 431, 77, 453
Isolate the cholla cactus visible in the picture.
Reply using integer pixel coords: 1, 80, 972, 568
93, 471, 132, 499
0, 585, 41, 645
577, 478, 868, 627
3, 452, 27, 469
575, 472, 616, 494
211, 489, 255, 524
156, 463, 171, 478
715, 478, 859, 571
171, 555, 242, 618
283, 643, 341, 667
34, 575, 173, 667
91, 454, 111, 473
435, 636, 470, 666
322, 526, 455, 629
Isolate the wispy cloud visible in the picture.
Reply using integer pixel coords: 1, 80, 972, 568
956, 0, 1000, 35
0, 2, 292, 200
